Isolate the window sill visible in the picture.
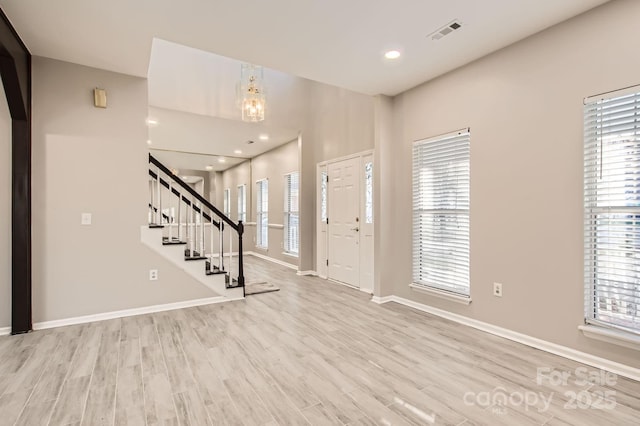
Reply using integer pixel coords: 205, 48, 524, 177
255, 246, 268, 252
578, 325, 640, 351
409, 283, 472, 305
282, 252, 299, 258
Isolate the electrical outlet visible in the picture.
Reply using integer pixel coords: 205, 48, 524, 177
493, 282, 503, 297
81, 213, 92, 225
149, 269, 158, 281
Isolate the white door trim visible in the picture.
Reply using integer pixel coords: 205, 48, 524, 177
317, 149, 374, 288
317, 149, 374, 168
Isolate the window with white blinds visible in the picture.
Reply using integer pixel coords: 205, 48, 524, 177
256, 179, 268, 248
237, 184, 246, 222
284, 172, 299, 255
223, 188, 230, 217
584, 86, 640, 334
412, 130, 470, 297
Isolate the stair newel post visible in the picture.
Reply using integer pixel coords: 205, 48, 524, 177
238, 221, 245, 293
168, 180, 173, 241
209, 217, 215, 273
156, 167, 162, 225
219, 221, 224, 272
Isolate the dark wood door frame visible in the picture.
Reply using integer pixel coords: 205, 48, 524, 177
0, 9, 32, 334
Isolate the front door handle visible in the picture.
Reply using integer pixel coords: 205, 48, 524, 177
351, 227, 359, 232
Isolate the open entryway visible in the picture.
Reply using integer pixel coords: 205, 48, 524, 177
317, 151, 373, 293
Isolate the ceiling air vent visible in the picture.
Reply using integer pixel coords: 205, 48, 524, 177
429, 20, 462, 41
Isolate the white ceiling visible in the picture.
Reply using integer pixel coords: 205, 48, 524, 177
1, 0, 611, 172
148, 39, 307, 127
146, 40, 304, 172
149, 149, 245, 174
0, 0, 610, 96
148, 105, 298, 171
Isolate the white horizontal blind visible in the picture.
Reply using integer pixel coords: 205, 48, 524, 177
284, 172, 299, 255
256, 179, 268, 248
223, 188, 230, 217
413, 130, 470, 296
584, 88, 640, 334
237, 184, 246, 222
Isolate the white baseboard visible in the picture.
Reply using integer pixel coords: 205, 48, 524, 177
371, 295, 394, 304
297, 270, 317, 276
208, 251, 240, 258
246, 251, 297, 270
373, 295, 640, 382
33, 296, 235, 331
327, 278, 360, 290
578, 325, 640, 351
0, 326, 10, 336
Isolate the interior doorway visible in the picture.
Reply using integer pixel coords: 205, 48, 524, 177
317, 151, 374, 292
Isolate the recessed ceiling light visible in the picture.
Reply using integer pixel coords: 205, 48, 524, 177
234, 149, 242, 155
146, 139, 152, 145
146, 117, 158, 126
218, 157, 226, 163
384, 50, 401, 60
259, 134, 269, 141
205, 165, 213, 171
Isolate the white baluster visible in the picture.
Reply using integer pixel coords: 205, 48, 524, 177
168, 180, 173, 241
189, 198, 194, 256
156, 167, 162, 224
228, 225, 233, 285
177, 191, 182, 241
149, 179, 154, 224
200, 204, 205, 256
219, 222, 224, 271
210, 216, 215, 273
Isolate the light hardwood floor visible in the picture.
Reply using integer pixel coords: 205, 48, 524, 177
1, 256, 639, 425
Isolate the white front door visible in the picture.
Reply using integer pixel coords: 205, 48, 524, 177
328, 157, 360, 287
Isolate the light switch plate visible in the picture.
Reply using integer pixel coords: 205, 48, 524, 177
81, 213, 92, 225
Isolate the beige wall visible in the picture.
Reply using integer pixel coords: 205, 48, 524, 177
32, 57, 213, 323
221, 160, 251, 223
373, 95, 394, 297
299, 84, 375, 271
214, 160, 251, 262
209, 171, 223, 208
0, 81, 10, 328
380, 0, 640, 367
224, 140, 299, 266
